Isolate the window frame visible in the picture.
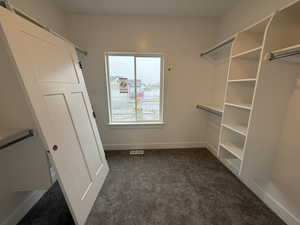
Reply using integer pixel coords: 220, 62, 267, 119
105, 52, 164, 125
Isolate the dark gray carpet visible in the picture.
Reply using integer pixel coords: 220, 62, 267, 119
18, 181, 74, 225
19, 149, 286, 225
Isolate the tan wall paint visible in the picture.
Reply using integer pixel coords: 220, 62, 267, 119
65, 15, 219, 149
9, 0, 67, 35
219, 0, 296, 40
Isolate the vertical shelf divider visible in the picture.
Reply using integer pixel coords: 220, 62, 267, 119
217, 16, 271, 175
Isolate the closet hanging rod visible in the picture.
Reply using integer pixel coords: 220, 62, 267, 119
0, 0, 88, 56
200, 36, 235, 57
196, 104, 223, 116
0, 129, 34, 150
269, 50, 300, 61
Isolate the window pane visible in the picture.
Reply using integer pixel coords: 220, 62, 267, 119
136, 57, 161, 121
108, 56, 136, 122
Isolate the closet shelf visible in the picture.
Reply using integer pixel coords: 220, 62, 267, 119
0, 129, 34, 150
225, 103, 252, 110
196, 104, 223, 116
228, 78, 257, 83
222, 123, 247, 136
220, 143, 243, 160
232, 46, 262, 59
224, 158, 241, 173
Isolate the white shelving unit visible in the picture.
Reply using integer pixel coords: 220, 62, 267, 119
218, 16, 270, 172
229, 47, 261, 81
220, 126, 245, 159
219, 142, 243, 160
200, 1, 300, 224
232, 19, 269, 56
240, 2, 300, 224
219, 145, 241, 174
222, 123, 247, 136
223, 104, 250, 136
232, 46, 262, 59
225, 81, 256, 108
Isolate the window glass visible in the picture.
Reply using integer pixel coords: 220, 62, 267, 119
107, 54, 163, 124
108, 56, 135, 122
136, 57, 161, 121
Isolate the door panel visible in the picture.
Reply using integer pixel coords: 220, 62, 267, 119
26, 33, 79, 84
44, 94, 93, 198
69, 92, 103, 178
0, 9, 109, 225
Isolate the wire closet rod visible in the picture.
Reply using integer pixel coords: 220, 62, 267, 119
0, 129, 34, 150
269, 50, 300, 61
196, 104, 222, 116
200, 36, 235, 57
0, 0, 88, 56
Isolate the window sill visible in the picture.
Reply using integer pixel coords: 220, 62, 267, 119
107, 122, 165, 128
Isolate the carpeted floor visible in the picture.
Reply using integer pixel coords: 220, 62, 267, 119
18, 149, 286, 225
18, 180, 74, 225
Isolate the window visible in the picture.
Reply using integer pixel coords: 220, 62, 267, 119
105, 53, 164, 124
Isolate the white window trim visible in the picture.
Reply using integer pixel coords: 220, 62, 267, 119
105, 52, 165, 125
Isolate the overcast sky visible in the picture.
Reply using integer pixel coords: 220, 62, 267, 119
108, 56, 161, 85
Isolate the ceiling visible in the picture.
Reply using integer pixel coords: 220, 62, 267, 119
54, 0, 241, 17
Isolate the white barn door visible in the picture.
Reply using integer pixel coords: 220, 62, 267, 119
0, 9, 109, 225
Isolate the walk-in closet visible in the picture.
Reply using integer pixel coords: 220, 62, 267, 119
0, 0, 299, 225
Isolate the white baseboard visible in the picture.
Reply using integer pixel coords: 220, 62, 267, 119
241, 176, 300, 225
205, 143, 218, 157
1, 190, 46, 225
103, 141, 207, 151
206, 142, 299, 225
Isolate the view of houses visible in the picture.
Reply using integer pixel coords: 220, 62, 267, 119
110, 76, 160, 122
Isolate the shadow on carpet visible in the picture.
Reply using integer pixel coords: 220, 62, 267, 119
17, 181, 75, 225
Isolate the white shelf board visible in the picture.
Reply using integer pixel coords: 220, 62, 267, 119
232, 46, 262, 59
225, 158, 241, 173
196, 104, 223, 116
271, 44, 300, 55
225, 102, 252, 110
220, 142, 243, 160
228, 78, 257, 83
254, 179, 300, 222
222, 123, 247, 136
